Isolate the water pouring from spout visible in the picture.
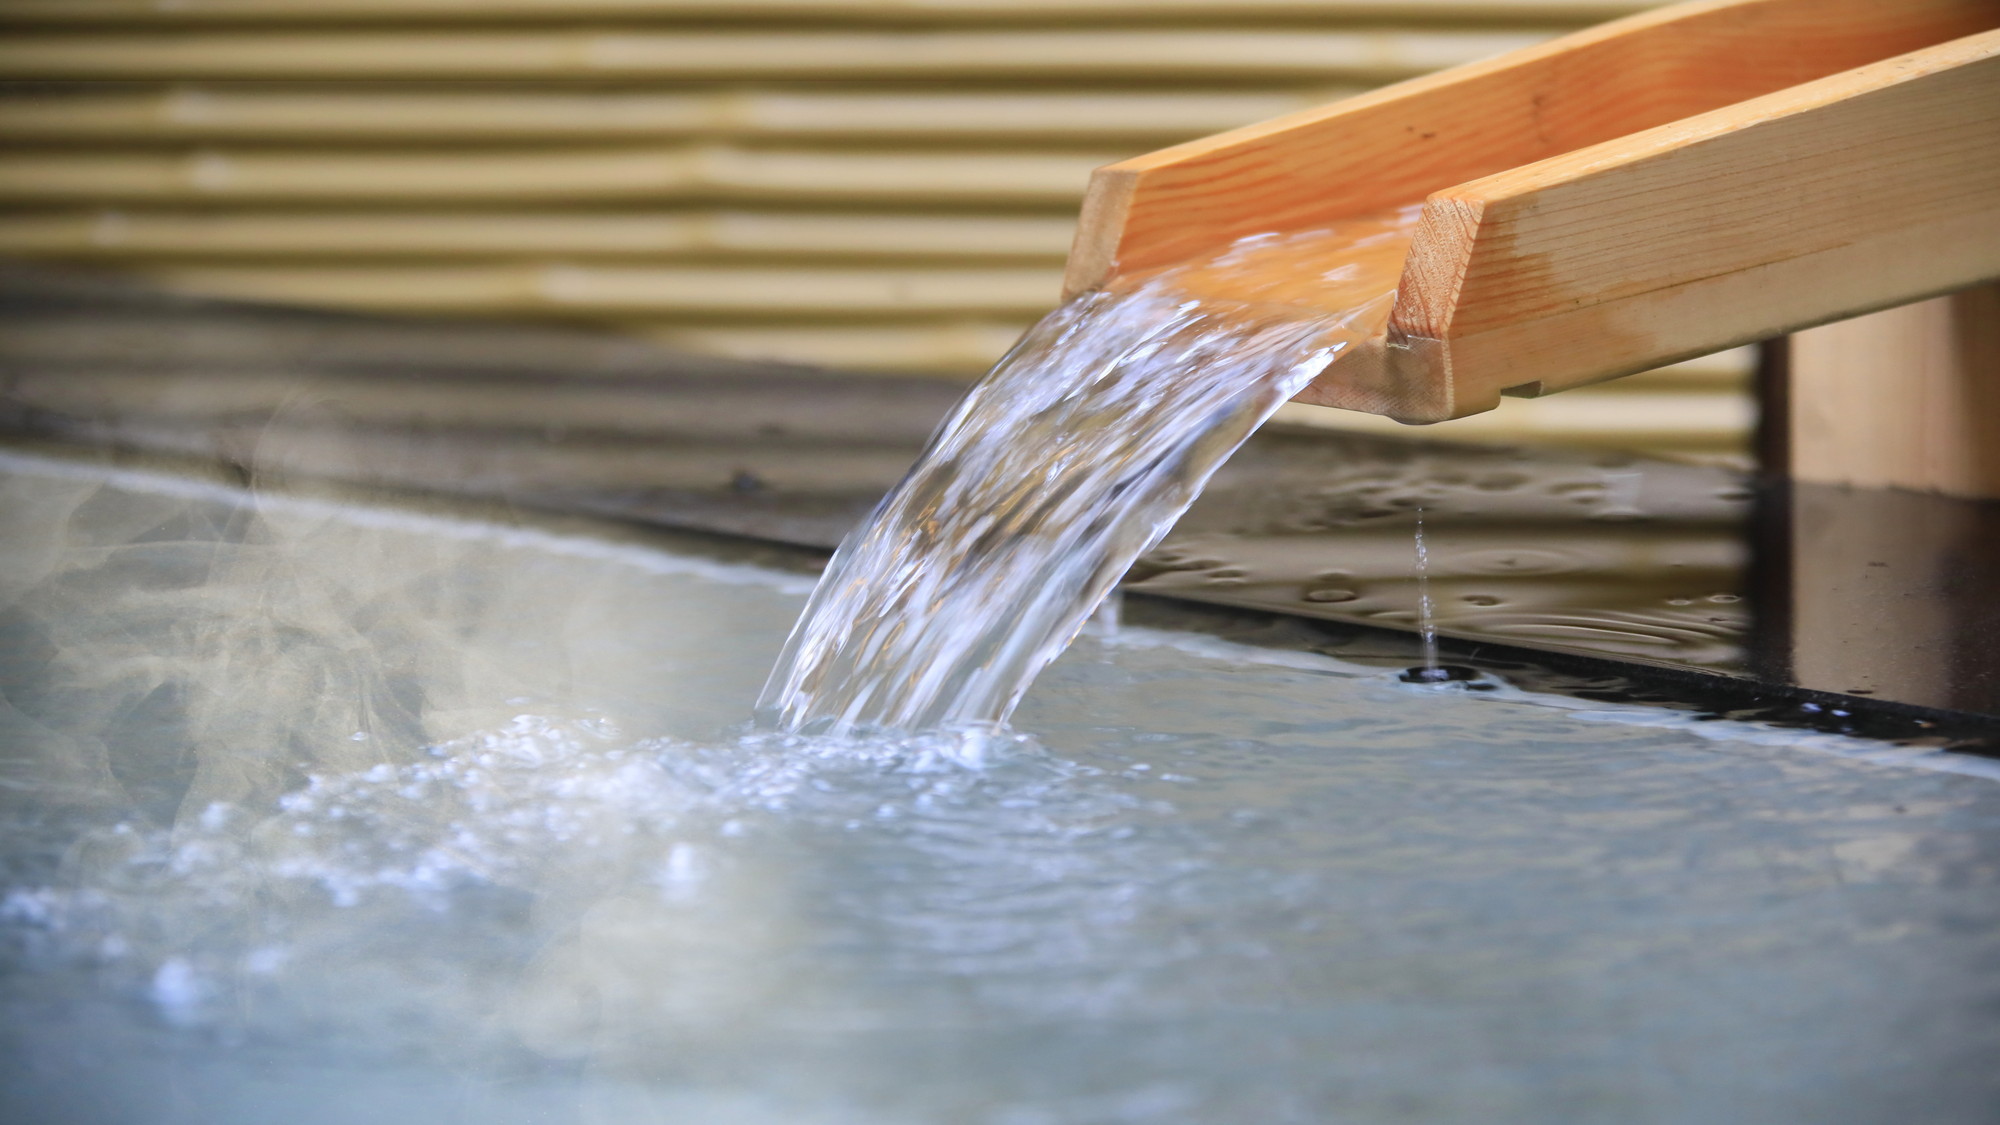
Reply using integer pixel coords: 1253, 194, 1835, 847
759, 210, 1421, 735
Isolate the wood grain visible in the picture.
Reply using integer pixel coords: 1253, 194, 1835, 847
0, 87, 1352, 143
128, 262, 1064, 317
0, 1, 1666, 25
1788, 285, 2000, 499
0, 147, 1112, 205
1392, 28, 2000, 420
0, 210, 1080, 260
1066, 0, 2000, 296
0, 29, 1548, 82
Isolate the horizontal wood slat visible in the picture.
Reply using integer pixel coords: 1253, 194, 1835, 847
0, 210, 1081, 259
0, 1, 1663, 25
0, 30, 1551, 81
0, 147, 1111, 204
130, 262, 1066, 316
1277, 384, 1754, 452
638, 321, 1040, 372
0, 87, 1356, 143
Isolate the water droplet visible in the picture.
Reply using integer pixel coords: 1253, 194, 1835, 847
1303, 587, 1358, 603
1413, 510, 1437, 671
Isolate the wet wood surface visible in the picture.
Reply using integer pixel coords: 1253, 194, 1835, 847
1068, 0, 2000, 424
1069, 0, 1999, 292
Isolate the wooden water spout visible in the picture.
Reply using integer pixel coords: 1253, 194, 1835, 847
1066, 0, 2000, 494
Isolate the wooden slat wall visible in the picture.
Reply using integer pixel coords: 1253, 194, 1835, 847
0, 0, 1750, 462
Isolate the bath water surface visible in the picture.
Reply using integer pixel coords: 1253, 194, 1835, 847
3, 452, 2000, 1124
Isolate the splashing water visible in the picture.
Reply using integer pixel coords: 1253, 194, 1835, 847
759, 210, 1421, 734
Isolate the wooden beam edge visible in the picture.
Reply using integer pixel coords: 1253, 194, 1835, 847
1059, 0, 1802, 295
1381, 27, 2000, 420
1434, 25, 2000, 212
1060, 164, 1138, 300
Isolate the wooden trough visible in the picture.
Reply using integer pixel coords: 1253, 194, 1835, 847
1066, 0, 2000, 496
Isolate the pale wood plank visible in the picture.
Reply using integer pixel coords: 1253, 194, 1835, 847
0, 29, 1549, 82
639, 322, 1034, 374
0, 210, 1079, 260
129, 263, 1064, 317
0, 147, 1111, 205
0, 0, 1665, 25
1275, 390, 1754, 451
1788, 285, 2000, 499
0, 87, 1351, 143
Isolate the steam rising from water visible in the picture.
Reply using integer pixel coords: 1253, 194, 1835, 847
0, 456, 1156, 1097
6, 452, 2000, 1123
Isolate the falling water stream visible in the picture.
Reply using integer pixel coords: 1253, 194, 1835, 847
1413, 508, 1440, 662
760, 209, 1421, 734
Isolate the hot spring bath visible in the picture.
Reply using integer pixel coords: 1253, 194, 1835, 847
3, 449, 2000, 1124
